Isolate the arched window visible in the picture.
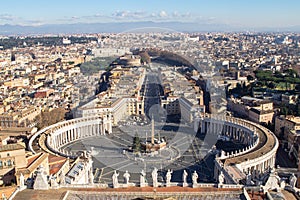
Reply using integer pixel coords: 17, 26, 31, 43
0, 161, 2, 168
7, 160, 11, 166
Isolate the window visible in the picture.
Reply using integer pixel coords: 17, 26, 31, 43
0, 161, 2, 168
7, 153, 10, 157
7, 160, 11, 166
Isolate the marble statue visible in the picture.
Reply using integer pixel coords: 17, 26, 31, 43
290, 173, 297, 188
192, 171, 198, 185
19, 173, 25, 188
265, 169, 281, 190
112, 170, 119, 188
89, 168, 94, 184
246, 172, 252, 185
280, 179, 286, 189
60, 172, 65, 185
182, 170, 188, 186
50, 177, 59, 188
33, 166, 49, 190
140, 170, 146, 187
218, 171, 224, 184
152, 167, 158, 187
123, 170, 130, 185
166, 169, 173, 186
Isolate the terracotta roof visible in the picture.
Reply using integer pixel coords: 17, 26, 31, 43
48, 154, 67, 175
27, 153, 48, 172
26, 153, 42, 167
0, 186, 17, 199
16, 152, 48, 176
48, 154, 66, 164
49, 161, 66, 175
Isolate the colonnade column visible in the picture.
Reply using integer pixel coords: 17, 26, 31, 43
71, 129, 74, 141
67, 130, 70, 143
78, 127, 81, 139
98, 123, 101, 135
59, 134, 62, 146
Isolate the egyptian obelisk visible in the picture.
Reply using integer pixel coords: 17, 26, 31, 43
151, 115, 154, 144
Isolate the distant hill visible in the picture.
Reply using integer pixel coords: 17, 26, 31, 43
1, 21, 299, 35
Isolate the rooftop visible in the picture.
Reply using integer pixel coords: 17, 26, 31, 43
287, 116, 300, 124
13, 187, 243, 200
0, 143, 25, 152
16, 152, 49, 176
48, 154, 68, 175
224, 121, 276, 166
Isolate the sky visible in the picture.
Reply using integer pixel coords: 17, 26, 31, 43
1, 0, 300, 28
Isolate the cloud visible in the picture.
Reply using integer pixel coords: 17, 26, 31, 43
151, 13, 157, 17
0, 14, 45, 26
113, 10, 129, 18
159, 11, 168, 18
57, 11, 215, 24
23, 19, 45, 26
110, 10, 194, 21
94, 13, 103, 18
0, 14, 20, 22
0, 11, 217, 26
181, 12, 192, 18
112, 10, 148, 19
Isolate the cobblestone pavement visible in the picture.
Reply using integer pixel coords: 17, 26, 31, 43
63, 122, 216, 185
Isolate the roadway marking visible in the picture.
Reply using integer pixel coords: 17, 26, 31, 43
101, 160, 133, 177
104, 136, 128, 147
111, 134, 132, 145
169, 135, 190, 146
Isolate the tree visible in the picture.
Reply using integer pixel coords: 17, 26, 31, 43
247, 75, 254, 82
139, 51, 151, 64
242, 82, 247, 89
36, 108, 66, 129
132, 133, 141, 153
267, 82, 276, 89
284, 69, 298, 78
281, 107, 288, 116
80, 57, 116, 75
297, 103, 300, 116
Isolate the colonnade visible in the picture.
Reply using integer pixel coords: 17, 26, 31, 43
195, 115, 278, 185
28, 116, 112, 157
199, 118, 258, 147
49, 122, 102, 150
214, 152, 277, 185
243, 154, 276, 177
45, 116, 112, 157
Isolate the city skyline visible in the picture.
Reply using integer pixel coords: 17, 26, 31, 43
0, 14, 300, 198
1, 0, 300, 29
